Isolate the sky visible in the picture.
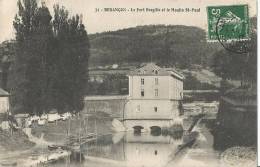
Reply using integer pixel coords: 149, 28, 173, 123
0, 0, 257, 42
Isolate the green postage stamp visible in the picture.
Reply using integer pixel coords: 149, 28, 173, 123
207, 4, 249, 41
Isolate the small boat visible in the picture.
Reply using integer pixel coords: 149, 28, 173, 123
48, 145, 58, 151
48, 145, 69, 151
48, 145, 63, 151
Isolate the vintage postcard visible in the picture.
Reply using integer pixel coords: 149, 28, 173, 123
0, 0, 257, 167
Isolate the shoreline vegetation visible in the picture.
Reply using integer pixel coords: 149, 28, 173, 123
0, 113, 256, 166
0, 129, 35, 151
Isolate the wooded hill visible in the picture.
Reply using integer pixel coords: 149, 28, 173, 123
88, 25, 223, 68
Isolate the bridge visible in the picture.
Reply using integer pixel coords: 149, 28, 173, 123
123, 119, 173, 132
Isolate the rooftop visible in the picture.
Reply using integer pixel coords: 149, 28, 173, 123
128, 63, 184, 80
0, 88, 9, 96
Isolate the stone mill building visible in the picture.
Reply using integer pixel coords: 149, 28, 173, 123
84, 63, 184, 132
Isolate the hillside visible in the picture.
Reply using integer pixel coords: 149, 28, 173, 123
88, 25, 223, 68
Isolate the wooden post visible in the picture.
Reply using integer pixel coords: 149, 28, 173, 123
86, 115, 88, 156
68, 118, 71, 136
79, 119, 82, 163
95, 118, 97, 156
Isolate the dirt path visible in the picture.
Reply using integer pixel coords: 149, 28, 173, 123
23, 128, 54, 147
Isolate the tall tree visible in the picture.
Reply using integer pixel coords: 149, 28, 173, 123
10, 0, 38, 114
10, 0, 53, 114
52, 5, 90, 113
9, 1, 90, 115
0, 40, 15, 90
32, 3, 53, 114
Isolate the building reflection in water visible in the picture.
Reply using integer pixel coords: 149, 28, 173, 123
80, 131, 183, 167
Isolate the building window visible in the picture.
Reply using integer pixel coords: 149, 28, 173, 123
136, 105, 141, 112
141, 78, 144, 85
155, 78, 158, 85
155, 89, 158, 97
141, 89, 144, 97
154, 107, 157, 112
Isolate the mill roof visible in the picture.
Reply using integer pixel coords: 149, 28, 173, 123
128, 63, 184, 80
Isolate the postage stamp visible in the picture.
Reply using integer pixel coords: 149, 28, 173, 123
207, 4, 250, 41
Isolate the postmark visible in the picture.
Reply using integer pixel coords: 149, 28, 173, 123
207, 5, 250, 53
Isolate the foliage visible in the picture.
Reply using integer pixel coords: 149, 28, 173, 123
184, 73, 217, 90
88, 74, 128, 95
88, 25, 222, 68
0, 40, 15, 90
8, 0, 90, 115
211, 17, 257, 85
51, 5, 90, 113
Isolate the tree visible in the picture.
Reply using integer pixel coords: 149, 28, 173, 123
0, 40, 15, 90
32, 4, 53, 114
160, 27, 172, 67
11, 0, 54, 115
211, 17, 257, 87
10, 0, 40, 114
52, 5, 90, 113
9, 1, 90, 115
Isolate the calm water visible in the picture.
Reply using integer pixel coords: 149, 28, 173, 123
0, 120, 222, 167
48, 121, 222, 167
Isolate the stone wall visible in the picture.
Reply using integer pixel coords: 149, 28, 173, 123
83, 96, 128, 118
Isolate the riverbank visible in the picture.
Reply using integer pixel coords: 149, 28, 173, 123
0, 129, 35, 151
0, 112, 256, 167
31, 115, 113, 145
221, 146, 256, 167
0, 129, 36, 166
167, 114, 256, 167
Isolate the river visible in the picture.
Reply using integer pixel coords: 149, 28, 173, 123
43, 118, 222, 167
0, 117, 229, 167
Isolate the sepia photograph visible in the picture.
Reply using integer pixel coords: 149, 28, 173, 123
0, 0, 257, 167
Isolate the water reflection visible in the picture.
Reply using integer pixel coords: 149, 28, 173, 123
47, 122, 223, 167
123, 133, 182, 167
74, 131, 184, 167
9, 120, 223, 167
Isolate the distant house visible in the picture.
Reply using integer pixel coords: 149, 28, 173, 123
0, 88, 9, 114
0, 88, 9, 124
124, 63, 184, 131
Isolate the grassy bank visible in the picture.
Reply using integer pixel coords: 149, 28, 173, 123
0, 129, 35, 151
31, 116, 113, 144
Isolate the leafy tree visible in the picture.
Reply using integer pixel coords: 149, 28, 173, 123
211, 17, 257, 87
10, 0, 41, 114
0, 40, 15, 90
33, 4, 53, 114
9, 1, 90, 114
52, 5, 90, 113
184, 73, 217, 90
